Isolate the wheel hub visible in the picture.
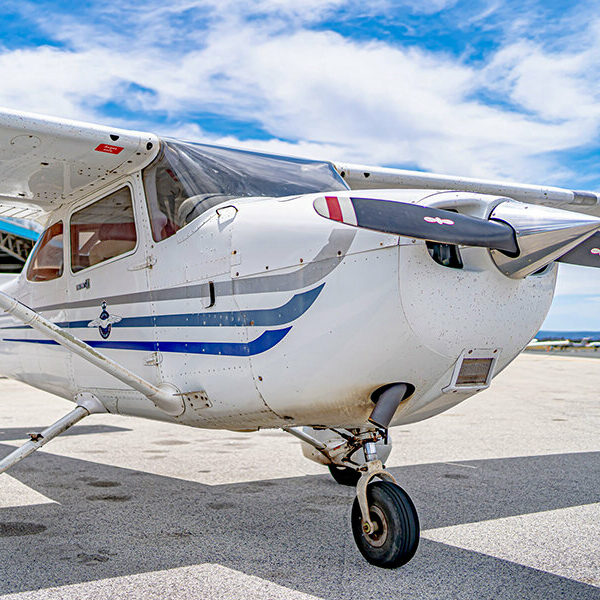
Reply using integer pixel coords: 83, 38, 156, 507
363, 505, 389, 547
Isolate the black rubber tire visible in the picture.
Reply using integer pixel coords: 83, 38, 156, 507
328, 464, 361, 486
351, 480, 420, 568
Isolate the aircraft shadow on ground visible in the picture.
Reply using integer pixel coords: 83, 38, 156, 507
0, 444, 598, 599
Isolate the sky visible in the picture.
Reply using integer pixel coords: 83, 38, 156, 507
0, 0, 599, 329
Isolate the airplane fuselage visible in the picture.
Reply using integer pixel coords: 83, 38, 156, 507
0, 184, 556, 431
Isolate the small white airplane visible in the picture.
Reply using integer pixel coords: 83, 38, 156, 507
527, 336, 600, 350
527, 338, 572, 349
0, 107, 599, 569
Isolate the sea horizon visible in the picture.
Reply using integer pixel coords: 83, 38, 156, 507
536, 330, 600, 341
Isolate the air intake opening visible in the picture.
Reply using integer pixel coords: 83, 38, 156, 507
426, 242, 463, 269
443, 348, 499, 393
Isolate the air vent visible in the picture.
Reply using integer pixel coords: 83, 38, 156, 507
443, 349, 500, 393
456, 358, 493, 386
426, 242, 463, 269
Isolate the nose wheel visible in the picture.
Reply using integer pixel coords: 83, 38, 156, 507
351, 439, 419, 568
351, 479, 419, 568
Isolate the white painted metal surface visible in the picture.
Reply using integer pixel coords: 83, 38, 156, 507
0, 287, 183, 415
1, 108, 599, 570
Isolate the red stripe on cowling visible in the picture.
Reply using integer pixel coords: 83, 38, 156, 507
325, 196, 343, 222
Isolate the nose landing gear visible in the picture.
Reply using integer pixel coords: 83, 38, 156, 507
352, 445, 419, 568
285, 426, 420, 568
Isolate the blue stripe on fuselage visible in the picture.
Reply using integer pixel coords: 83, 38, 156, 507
0, 284, 324, 331
2, 327, 292, 356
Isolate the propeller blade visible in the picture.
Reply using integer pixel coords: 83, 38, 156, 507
314, 195, 518, 254
556, 231, 600, 268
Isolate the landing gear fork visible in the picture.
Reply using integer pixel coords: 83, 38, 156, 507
284, 425, 420, 568
351, 436, 420, 568
355, 448, 397, 534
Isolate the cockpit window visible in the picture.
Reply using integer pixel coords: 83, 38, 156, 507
143, 139, 348, 242
26, 221, 64, 282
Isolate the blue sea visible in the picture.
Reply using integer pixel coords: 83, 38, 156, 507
536, 330, 600, 341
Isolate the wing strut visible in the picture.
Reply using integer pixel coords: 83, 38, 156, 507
0, 393, 105, 474
0, 290, 184, 416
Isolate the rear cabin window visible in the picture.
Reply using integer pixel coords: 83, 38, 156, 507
26, 221, 64, 282
70, 187, 137, 273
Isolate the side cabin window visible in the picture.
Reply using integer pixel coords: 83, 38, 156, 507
26, 221, 64, 282
70, 187, 137, 273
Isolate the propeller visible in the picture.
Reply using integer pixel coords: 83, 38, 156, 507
314, 195, 519, 254
553, 231, 600, 268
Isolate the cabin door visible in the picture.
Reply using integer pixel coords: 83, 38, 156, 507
67, 179, 155, 400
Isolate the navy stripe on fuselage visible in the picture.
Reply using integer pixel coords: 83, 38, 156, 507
2, 328, 292, 356
0, 284, 324, 331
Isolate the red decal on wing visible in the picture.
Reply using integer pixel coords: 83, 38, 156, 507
325, 196, 343, 222
95, 143, 124, 155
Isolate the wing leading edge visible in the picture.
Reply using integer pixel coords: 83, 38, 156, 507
333, 162, 600, 218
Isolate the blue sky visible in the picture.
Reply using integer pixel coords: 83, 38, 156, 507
1, 0, 600, 329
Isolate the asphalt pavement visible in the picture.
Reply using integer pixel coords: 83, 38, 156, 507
0, 353, 598, 599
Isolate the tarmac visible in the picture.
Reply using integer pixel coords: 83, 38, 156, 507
0, 353, 598, 599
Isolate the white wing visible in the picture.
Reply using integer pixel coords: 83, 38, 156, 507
87, 318, 103, 328
106, 315, 122, 325
0, 107, 158, 222
527, 340, 571, 348
333, 162, 600, 217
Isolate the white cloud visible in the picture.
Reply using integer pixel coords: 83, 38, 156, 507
0, 0, 597, 189
554, 263, 600, 296
0, 1, 597, 186
542, 293, 600, 330
2, 1, 600, 329
482, 41, 600, 122
540, 264, 600, 331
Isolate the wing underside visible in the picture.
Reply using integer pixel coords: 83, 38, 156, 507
0, 108, 159, 221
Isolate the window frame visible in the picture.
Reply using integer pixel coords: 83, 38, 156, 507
25, 220, 65, 283
143, 146, 204, 244
142, 148, 175, 244
68, 183, 139, 275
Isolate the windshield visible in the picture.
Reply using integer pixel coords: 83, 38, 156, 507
143, 139, 348, 242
